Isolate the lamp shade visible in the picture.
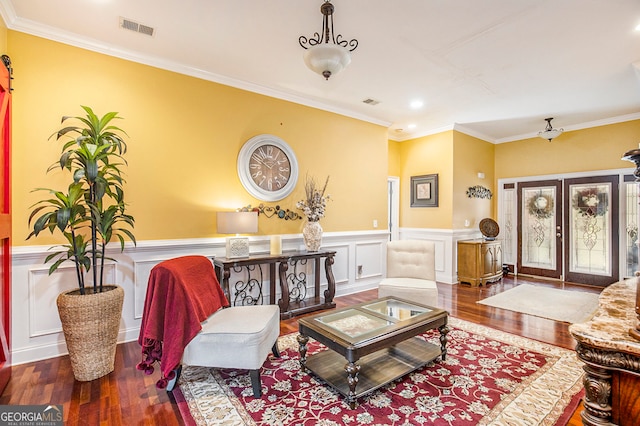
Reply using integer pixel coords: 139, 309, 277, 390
538, 128, 563, 141
303, 44, 351, 80
537, 117, 563, 142
217, 211, 258, 234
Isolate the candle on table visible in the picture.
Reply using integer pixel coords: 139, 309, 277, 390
270, 235, 282, 255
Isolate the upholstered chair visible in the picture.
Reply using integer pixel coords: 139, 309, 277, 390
138, 255, 280, 398
180, 304, 280, 397
377, 240, 439, 307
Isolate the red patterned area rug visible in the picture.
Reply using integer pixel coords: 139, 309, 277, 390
174, 318, 584, 425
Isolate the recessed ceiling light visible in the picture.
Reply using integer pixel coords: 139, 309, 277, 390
408, 124, 417, 129
410, 100, 424, 109
636, 23, 640, 31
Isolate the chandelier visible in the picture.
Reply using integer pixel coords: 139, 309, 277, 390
299, 1, 358, 80
538, 117, 564, 142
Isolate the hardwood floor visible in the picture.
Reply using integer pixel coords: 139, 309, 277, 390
0, 275, 599, 425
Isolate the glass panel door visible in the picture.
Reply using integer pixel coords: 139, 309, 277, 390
501, 183, 516, 269
623, 176, 638, 278
564, 176, 618, 286
518, 180, 562, 279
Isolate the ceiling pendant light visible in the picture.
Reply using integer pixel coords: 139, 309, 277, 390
538, 117, 564, 142
299, 1, 358, 80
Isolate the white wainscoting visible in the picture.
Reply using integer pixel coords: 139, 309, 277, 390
11, 230, 389, 365
399, 227, 483, 284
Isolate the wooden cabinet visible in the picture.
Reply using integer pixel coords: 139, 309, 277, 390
457, 239, 502, 286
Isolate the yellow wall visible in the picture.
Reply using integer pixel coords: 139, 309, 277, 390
396, 131, 454, 229
10, 31, 389, 246
391, 130, 496, 230
452, 132, 495, 229
495, 120, 640, 178
395, 121, 640, 231
388, 140, 401, 177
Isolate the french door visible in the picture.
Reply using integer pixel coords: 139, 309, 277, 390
518, 180, 563, 279
516, 175, 619, 286
563, 176, 618, 286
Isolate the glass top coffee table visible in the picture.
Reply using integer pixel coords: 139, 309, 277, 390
297, 296, 449, 408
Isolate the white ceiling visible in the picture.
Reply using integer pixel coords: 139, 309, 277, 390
1, 0, 640, 142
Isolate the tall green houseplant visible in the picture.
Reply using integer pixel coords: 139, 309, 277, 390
28, 106, 136, 294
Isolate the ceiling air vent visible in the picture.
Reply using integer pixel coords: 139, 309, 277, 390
362, 98, 380, 106
119, 17, 155, 37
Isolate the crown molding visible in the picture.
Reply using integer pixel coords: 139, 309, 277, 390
389, 124, 456, 142
0, 1, 636, 143
452, 124, 496, 143
0, 3, 391, 129
496, 112, 640, 144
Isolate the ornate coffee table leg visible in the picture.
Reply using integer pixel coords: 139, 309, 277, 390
439, 324, 450, 361
345, 361, 361, 409
297, 334, 309, 371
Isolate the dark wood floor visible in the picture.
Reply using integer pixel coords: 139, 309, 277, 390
0, 275, 599, 425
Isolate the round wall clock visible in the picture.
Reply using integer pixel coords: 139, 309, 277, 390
237, 134, 299, 202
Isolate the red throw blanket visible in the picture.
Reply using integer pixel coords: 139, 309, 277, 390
136, 255, 228, 388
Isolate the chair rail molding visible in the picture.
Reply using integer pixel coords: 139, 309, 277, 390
399, 227, 483, 284
11, 230, 389, 365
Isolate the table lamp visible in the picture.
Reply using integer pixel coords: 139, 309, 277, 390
217, 211, 258, 258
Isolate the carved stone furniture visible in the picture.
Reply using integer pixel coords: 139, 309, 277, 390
569, 278, 640, 426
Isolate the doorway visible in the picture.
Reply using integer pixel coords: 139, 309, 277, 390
387, 177, 399, 241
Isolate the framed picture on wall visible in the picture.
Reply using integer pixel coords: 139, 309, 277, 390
411, 174, 438, 207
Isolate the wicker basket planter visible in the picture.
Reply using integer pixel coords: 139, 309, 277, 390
56, 285, 124, 382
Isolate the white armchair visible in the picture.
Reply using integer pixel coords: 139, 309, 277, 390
138, 256, 280, 398
377, 240, 439, 307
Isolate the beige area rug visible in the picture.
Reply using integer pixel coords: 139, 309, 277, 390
478, 284, 600, 323
175, 317, 585, 426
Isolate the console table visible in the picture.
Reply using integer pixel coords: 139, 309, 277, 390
279, 250, 336, 319
568, 278, 640, 426
213, 254, 281, 306
213, 250, 336, 319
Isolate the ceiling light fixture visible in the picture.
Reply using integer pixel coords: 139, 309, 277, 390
299, 1, 358, 80
538, 117, 563, 142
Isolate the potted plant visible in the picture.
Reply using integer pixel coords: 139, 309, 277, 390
27, 106, 136, 381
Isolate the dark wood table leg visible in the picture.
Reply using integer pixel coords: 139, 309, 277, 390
297, 333, 309, 371
215, 264, 232, 303
269, 263, 276, 305
439, 324, 450, 361
323, 254, 336, 304
345, 361, 361, 409
277, 261, 290, 313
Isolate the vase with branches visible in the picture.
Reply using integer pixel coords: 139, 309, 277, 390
296, 175, 330, 222
297, 175, 329, 251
